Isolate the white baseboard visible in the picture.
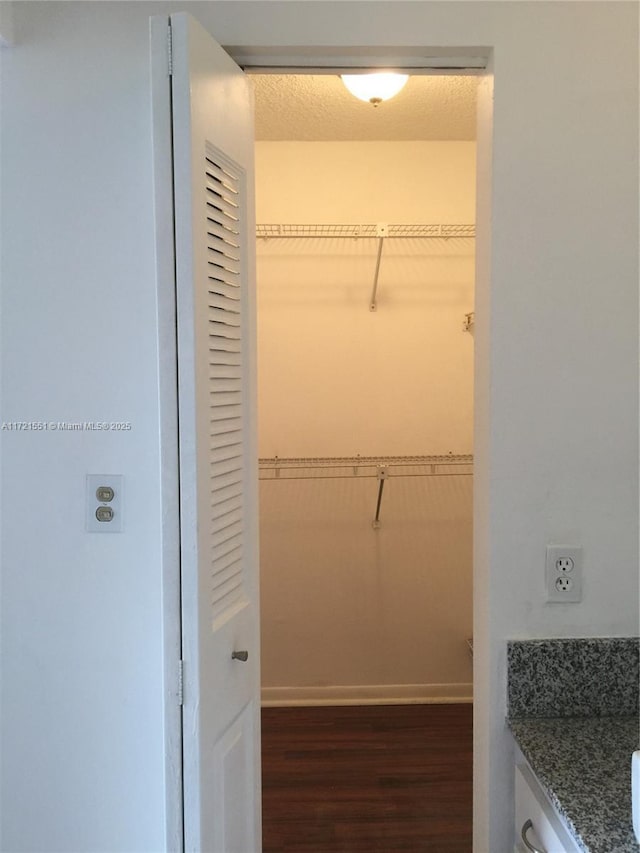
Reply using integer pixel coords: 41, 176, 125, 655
261, 682, 473, 707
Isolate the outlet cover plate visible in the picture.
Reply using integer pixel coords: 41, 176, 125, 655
546, 545, 582, 603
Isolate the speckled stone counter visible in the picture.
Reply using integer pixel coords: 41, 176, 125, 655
509, 716, 639, 853
508, 638, 639, 718
508, 638, 640, 853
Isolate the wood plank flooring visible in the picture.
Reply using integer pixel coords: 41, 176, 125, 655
261, 703, 473, 852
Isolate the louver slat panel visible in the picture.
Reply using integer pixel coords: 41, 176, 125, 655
210, 390, 241, 407
212, 567, 243, 599
205, 186, 239, 218
211, 494, 243, 522
207, 243, 240, 268
211, 536, 242, 566
211, 582, 243, 622
209, 442, 242, 462
210, 306, 241, 325
205, 159, 238, 193
210, 405, 241, 423
210, 481, 242, 507
211, 510, 243, 537
209, 416, 241, 437
210, 295, 241, 315
207, 258, 240, 284
208, 363, 242, 379
205, 171, 239, 198
208, 281, 241, 302
209, 353, 242, 369
208, 261, 241, 283
210, 422, 242, 441
211, 456, 243, 481
211, 497, 242, 531
206, 230, 239, 251
206, 144, 246, 623
210, 455, 243, 479
210, 339, 242, 355
211, 442, 242, 459
210, 468, 242, 490
207, 222, 240, 249
211, 527, 242, 554
208, 264, 240, 283
206, 205, 239, 230
205, 173, 239, 203
214, 513, 242, 545
209, 319, 240, 338
207, 376, 242, 393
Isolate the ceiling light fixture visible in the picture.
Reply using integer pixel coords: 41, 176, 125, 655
341, 72, 409, 107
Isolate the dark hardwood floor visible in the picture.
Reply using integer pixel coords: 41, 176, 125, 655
261, 703, 473, 852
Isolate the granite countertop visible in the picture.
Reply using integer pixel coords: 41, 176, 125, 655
507, 638, 640, 853
509, 715, 639, 853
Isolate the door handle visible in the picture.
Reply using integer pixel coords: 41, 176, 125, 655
521, 819, 546, 853
231, 650, 249, 662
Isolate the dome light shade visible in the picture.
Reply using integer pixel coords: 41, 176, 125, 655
341, 73, 409, 106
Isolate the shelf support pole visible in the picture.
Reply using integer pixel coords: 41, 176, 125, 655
369, 224, 388, 311
372, 466, 388, 529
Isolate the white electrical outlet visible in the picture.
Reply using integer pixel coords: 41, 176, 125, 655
546, 545, 582, 602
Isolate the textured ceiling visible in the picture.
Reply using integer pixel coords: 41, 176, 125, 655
252, 74, 477, 141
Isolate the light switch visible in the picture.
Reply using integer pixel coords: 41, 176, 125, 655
86, 474, 123, 533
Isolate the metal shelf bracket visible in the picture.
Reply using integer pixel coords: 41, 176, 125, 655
372, 465, 389, 529
369, 224, 388, 312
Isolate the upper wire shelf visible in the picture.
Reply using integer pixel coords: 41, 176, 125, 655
256, 223, 476, 240
258, 454, 473, 481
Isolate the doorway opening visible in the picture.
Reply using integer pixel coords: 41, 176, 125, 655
251, 70, 478, 848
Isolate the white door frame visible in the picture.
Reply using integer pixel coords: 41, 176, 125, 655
150, 16, 185, 852
152, 32, 494, 851
232, 48, 494, 853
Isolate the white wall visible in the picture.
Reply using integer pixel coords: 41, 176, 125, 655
1, 4, 637, 853
256, 141, 474, 700
0, 1, 14, 46
260, 474, 474, 703
256, 141, 475, 458
199, 5, 638, 850
0, 3, 170, 850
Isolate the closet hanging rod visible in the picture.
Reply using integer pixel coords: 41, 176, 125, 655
259, 454, 473, 481
256, 223, 476, 240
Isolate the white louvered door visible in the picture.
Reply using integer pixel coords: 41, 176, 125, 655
169, 13, 260, 852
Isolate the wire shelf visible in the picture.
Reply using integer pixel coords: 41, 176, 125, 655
256, 223, 475, 240
258, 454, 473, 481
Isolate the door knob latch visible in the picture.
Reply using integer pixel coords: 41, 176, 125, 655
231, 650, 249, 662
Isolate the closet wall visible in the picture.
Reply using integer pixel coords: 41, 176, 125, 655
256, 141, 475, 704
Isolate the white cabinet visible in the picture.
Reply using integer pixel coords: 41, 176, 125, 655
514, 758, 582, 853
